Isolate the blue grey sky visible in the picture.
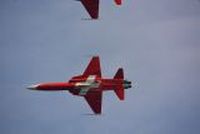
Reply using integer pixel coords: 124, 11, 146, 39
1, 0, 200, 134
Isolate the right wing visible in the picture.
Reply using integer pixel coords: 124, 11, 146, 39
80, 0, 99, 19
84, 90, 102, 114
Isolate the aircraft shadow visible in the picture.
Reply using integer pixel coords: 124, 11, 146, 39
81, 113, 105, 116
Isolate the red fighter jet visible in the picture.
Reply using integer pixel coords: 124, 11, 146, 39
76, 0, 122, 19
27, 56, 131, 114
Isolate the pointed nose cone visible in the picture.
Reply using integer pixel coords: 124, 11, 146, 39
27, 84, 39, 90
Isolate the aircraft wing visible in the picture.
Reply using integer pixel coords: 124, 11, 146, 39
83, 56, 101, 77
114, 0, 122, 5
80, 0, 99, 19
84, 90, 102, 114
70, 56, 101, 81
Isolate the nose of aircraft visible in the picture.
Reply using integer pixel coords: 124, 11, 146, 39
27, 84, 39, 90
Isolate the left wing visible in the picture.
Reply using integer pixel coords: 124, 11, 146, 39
114, 0, 122, 5
70, 56, 101, 82
83, 56, 101, 77
84, 90, 102, 114
80, 0, 99, 19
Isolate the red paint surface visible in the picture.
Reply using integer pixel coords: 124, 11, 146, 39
28, 56, 131, 114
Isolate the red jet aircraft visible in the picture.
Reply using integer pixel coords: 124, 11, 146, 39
77, 0, 122, 19
27, 56, 131, 114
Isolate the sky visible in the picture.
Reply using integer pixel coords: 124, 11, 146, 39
0, 0, 200, 134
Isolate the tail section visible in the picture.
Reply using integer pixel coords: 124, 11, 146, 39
114, 68, 124, 79
114, 68, 124, 100
114, 86, 124, 100
114, 0, 122, 5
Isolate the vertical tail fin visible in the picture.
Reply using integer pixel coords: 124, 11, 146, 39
114, 0, 122, 5
114, 68, 124, 100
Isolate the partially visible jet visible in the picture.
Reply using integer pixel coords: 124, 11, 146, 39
76, 0, 122, 19
27, 56, 131, 114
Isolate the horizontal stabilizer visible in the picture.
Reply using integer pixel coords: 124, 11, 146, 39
114, 68, 124, 100
114, 86, 124, 100
114, 68, 124, 79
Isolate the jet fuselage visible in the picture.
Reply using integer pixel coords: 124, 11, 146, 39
27, 77, 131, 96
27, 56, 132, 114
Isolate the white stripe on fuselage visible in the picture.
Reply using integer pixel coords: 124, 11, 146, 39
86, 75, 96, 83
75, 75, 100, 95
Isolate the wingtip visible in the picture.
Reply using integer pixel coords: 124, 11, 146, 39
114, 0, 122, 5
89, 55, 99, 60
